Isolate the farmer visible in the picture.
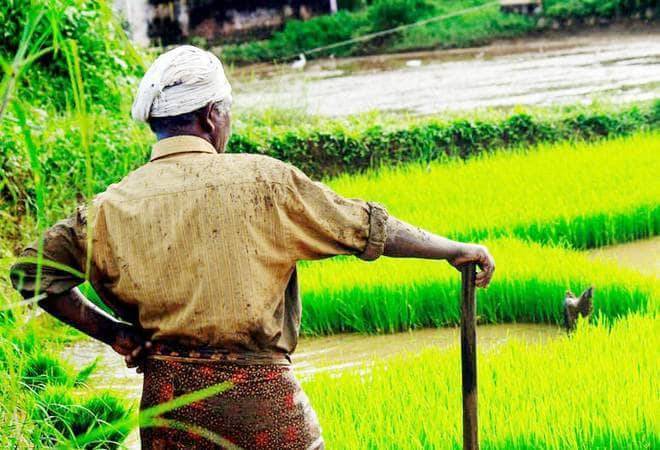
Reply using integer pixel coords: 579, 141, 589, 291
10, 46, 494, 449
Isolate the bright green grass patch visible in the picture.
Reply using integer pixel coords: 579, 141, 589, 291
327, 132, 660, 250
299, 238, 658, 334
0, 320, 130, 448
302, 314, 659, 449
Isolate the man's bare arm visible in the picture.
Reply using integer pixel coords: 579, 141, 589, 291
383, 216, 495, 288
38, 288, 150, 368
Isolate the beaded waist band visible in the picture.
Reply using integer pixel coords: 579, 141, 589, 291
147, 341, 292, 366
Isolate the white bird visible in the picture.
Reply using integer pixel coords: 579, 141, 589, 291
405, 59, 422, 67
563, 287, 594, 332
291, 53, 307, 70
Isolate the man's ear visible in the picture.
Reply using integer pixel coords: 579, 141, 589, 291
199, 103, 216, 134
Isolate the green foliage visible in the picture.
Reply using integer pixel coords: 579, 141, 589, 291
300, 237, 658, 334
219, 0, 657, 64
34, 387, 130, 448
297, 134, 659, 334
221, 10, 368, 61
225, 104, 657, 179
367, 0, 436, 31
220, 0, 535, 63
21, 354, 75, 390
303, 314, 659, 448
0, 317, 130, 447
543, 0, 658, 19
0, 0, 142, 111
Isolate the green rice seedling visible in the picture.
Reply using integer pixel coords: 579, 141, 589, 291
299, 238, 658, 334
32, 386, 131, 449
20, 354, 75, 391
327, 132, 660, 250
302, 314, 659, 449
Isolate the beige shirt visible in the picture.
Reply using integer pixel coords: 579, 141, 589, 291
11, 136, 388, 355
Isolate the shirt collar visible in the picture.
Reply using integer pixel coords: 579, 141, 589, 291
150, 135, 217, 162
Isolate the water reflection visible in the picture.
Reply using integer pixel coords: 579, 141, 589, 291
233, 31, 660, 116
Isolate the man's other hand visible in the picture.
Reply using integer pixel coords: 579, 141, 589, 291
448, 243, 495, 288
111, 324, 152, 373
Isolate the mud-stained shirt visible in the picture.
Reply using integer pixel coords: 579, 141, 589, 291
10, 135, 388, 355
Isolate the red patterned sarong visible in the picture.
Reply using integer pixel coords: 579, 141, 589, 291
140, 344, 324, 449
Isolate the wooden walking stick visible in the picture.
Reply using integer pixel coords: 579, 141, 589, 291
460, 262, 478, 450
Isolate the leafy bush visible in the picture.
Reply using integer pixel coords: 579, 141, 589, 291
222, 10, 368, 62
0, 0, 142, 111
220, 0, 535, 64
367, 0, 436, 31
543, 0, 658, 19
224, 104, 657, 179
220, 0, 656, 64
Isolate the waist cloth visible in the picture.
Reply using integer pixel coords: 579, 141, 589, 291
140, 342, 324, 450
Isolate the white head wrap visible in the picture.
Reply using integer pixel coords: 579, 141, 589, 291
131, 45, 232, 122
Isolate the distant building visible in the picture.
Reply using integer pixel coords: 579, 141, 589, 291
499, 0, 542, 15
115, 0, 337, 46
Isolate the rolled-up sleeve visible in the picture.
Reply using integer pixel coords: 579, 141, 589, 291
9, 205, 87, 299
281, 165, 389, 262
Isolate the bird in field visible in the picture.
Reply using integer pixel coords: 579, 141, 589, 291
563, 287, 594, 332
291, 53, 307, 70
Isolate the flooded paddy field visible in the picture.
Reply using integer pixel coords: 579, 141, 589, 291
233, 29, 660, 116
66, 323, 561, 402
65, 236, 658, 402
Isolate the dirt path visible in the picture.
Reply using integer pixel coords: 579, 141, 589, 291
232, 29, 660, 116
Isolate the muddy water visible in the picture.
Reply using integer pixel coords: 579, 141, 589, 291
233, 30, 660, 116
587, 236, 660, 277
66, 323, 561, 402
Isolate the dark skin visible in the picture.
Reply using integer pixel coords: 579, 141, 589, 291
38, 102, 494, 370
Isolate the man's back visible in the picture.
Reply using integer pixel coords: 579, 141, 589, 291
91, 135, 382, 354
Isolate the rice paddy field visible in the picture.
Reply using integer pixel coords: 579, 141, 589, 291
299, 134, 660, 334
302, 314, 659, 449
293, 132, 660, 449
1, 2, 659, 448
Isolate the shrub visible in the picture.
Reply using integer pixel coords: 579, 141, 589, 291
367, 0, 436, 31
225, 103, 658, 179
220, 0, 536, 64
0, 0, 142, 111
543, 0, 658, 19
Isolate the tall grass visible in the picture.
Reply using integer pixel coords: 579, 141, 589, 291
302, 314, 659, 449
0, 318, 131, 448
299, 238, 658, 334
328, 133, 660, 249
